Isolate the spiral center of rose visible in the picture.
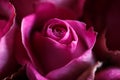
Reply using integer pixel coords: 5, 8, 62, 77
52, 24, 67, 38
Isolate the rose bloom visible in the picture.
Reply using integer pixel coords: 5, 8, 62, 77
18, 16, 97, 79
0, 0, 99, 80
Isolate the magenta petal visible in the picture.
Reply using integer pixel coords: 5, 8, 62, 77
21, 14, 43, 72
26, 62, 47, 80
0, 1, 15, 39
0, 25, 19, 79
95, 67, 120, 80
66, 20, 97, 48
32, 32, 74, 73
21, 14, 35, 62
46, 49, 95, 80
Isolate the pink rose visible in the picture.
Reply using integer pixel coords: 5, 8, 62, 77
0, 0, 100, 79
19, 14, 97, 79
0, 1, 20, 79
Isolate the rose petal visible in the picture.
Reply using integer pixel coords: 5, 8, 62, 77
0, 1, 15, 39
26, 62, 47, 80
46, 49, 95, 80
0, 25, 19, 79
43, 18, 78, 45
21, 14, 44, 74
21, 14, 36, 64
66, 20, 97, 49
77, 62, 102, 80
32, 33, 73, 73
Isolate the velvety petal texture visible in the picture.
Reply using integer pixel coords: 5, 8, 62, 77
20, 12, 97, 79
0, 24, 19, 79
0, 1, 15, 39
0, 1, 21, 79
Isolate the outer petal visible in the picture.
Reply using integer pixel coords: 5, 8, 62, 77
0, 1, 15, 39
21, 14, 35, 63
26, 62, 47, 80
21, 14, 44, 74
0, 24, 19, 79
46, 49, 95, 80
31, 33, 75, 73
77, 62, 102, 80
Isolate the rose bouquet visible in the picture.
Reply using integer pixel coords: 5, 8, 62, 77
0, 0, 120, 80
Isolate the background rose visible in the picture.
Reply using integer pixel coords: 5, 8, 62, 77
0, 1, 15, 39
0, 1, 20, 79
19, 15, 97, 79
95, 67, 120, 80
10, 0, 86, 24
0, 1, 29, 79
82, 0, 120, 80
0, 0, 17, 79
83, 0, 120, 63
